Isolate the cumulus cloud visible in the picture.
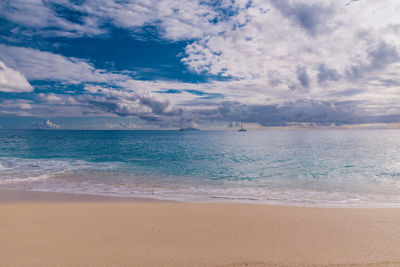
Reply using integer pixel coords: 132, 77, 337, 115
1, 0, 233, 40
81, 85, 183, 120
0, 61, 33, 92
271, 0, 334, 36
178, 0, 400, 119
0, 44, 126, 84
1, 0, 400, 127
345, 41, 399, 81
317, 64, 341, 84
0, 0, 103, 37
80, 0, 228, 41
211, 100, 364, 126
105, 122, 136, 130
32, 119, 60, 129
0, 99, 34, 116
182, 0, 400, 87
45, 119, 60, 129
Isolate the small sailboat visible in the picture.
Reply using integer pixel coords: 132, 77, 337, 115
238, 121, 247, 132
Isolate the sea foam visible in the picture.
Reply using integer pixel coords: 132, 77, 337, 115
1, 129, 400, 207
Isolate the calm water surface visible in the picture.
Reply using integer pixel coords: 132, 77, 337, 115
1, 129, 400, 206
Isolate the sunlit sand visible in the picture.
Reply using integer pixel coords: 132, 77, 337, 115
1, 189, 400, 266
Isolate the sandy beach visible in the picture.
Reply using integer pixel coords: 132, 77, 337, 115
1, 189, 400, 267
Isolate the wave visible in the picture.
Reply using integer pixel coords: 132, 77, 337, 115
0, 157, 119, 184
1, 157, 400, 207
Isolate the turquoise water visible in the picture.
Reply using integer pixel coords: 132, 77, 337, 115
1, 129, 400, 206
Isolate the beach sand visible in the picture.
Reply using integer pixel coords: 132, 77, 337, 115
1, 189, 400, 266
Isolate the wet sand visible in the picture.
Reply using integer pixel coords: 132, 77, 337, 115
1, 189, 400, 266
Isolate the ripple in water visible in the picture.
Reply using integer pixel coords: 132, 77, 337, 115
1, 129, 400, 207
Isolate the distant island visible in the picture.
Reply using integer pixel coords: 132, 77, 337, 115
179, 127, 200, 131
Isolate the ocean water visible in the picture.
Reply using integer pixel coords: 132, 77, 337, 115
1, 129, 400, 207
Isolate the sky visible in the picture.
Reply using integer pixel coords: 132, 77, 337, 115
0, 0, 400, 129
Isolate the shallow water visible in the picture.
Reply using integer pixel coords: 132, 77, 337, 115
1, 129, 400, 206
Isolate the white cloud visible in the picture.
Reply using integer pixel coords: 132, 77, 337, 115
44, 119, 60, 129
1, 0, 225, 39
0, 0, 103, 37
178, 0, 400, 115
79, 0, 217, 40
3, 1, 400, 112
182, 0, 400, 83
105, 122, 136, 129
0, 61, 33, 92
2, 0, 400, 126
0, 44, 127, 84
30, 119, 60, 129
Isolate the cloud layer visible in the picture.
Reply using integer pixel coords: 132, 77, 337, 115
0, 61, 33, 92
1, 0, 400, 128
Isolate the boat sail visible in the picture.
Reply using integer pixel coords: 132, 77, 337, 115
238, 121, 247, 132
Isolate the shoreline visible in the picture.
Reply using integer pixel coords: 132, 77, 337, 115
1, 187, 400, 208
0, 188, 163, 203
1, 189, 400, 266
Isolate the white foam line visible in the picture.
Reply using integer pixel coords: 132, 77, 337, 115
0, 174, 52, 184
2, 182, 400, 208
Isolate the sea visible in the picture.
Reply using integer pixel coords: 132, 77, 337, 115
1, 129, 400, 207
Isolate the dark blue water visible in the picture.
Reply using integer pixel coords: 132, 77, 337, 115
1, 129, 400, 206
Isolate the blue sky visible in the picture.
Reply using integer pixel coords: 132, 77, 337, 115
1, 0, 400, 129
